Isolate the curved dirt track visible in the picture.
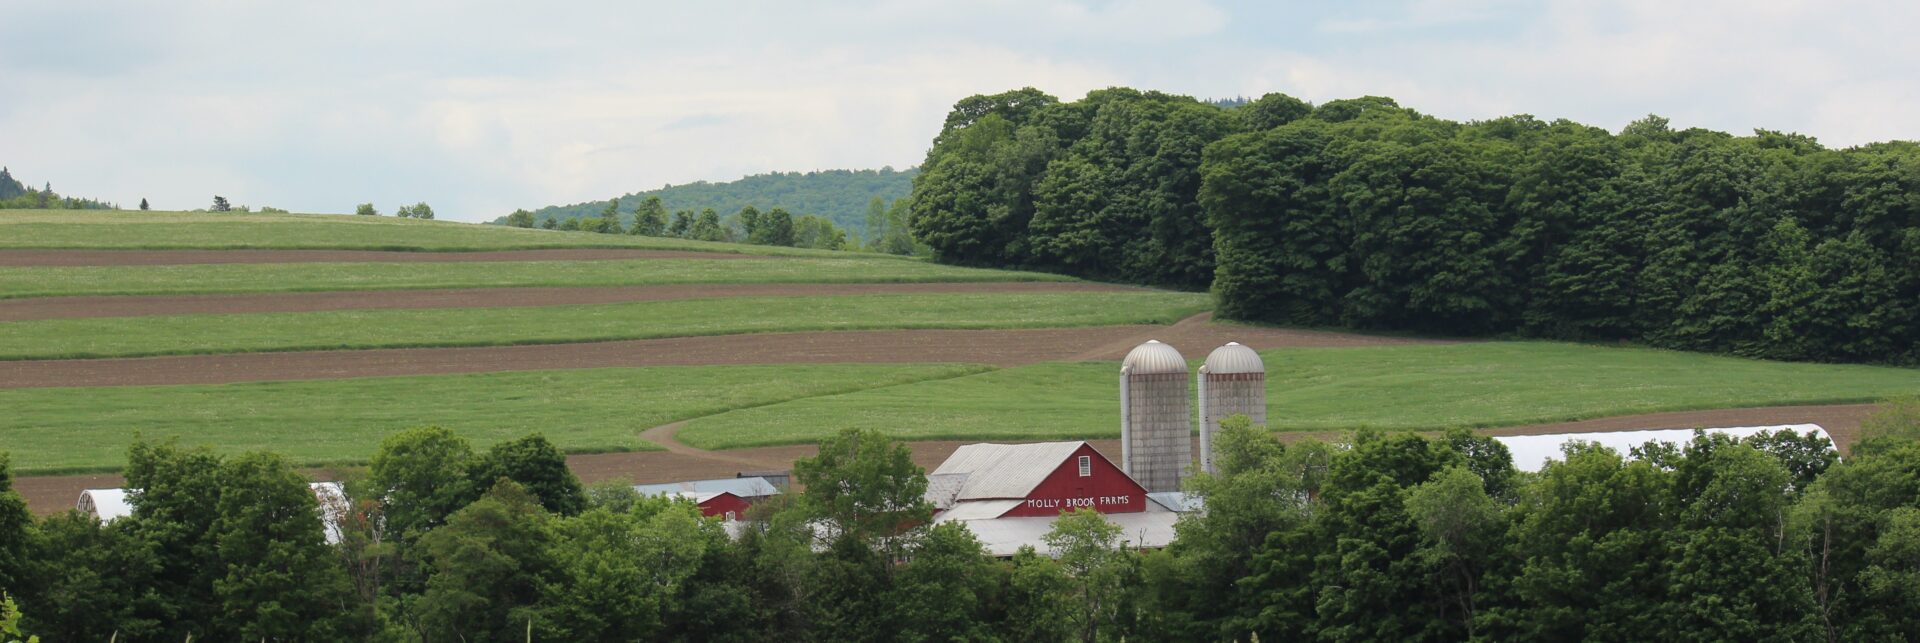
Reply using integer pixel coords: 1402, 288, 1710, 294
0, 281, 1142, 321
0, 248, 768, 266
0, 314, 1448, 389
12, 403, 1880, 516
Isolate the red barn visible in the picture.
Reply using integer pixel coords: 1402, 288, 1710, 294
686, 491, 750, 520
925, 441, 1149, 519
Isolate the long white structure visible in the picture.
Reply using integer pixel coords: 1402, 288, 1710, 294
1494, 423, 1834, 472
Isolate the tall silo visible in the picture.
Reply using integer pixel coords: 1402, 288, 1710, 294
1120, 340, 1192, 493
1198, 342, 1266, 475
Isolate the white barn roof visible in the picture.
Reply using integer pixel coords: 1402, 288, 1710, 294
632, 477, 780, 499
1494, 423, 1833, 472
929, 441, 1088, 502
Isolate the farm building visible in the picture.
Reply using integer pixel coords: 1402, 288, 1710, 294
77, 481, 350, 544
1198, 342, 1266, 476
926, 441, 1150, 519
633, 476, 782, 520
1120, 340, 1192, 493
925, 441, 1185, 557
1493, 423, 1835, 472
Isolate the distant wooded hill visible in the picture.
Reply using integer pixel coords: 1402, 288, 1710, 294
503, 168, 916, 235
0, 166, 116, 210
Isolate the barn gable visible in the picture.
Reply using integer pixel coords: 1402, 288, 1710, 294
927, 441, 1149, 519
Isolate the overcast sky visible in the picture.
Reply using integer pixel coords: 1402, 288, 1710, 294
4, 1, 1915, 221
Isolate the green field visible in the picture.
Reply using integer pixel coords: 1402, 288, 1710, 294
0, 256, 1073, 299
0, 363, 991, 474
0, 291, 1211, 360
673, 342, 1920, 449
0, 209, 845, 254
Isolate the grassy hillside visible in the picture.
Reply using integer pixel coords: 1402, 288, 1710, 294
674, 343, 1920, 448
0, 363, 989, 474
508, 168, 915, 234
0, 257, 1070, 299
0, 291, 1212, 360
0, 209, 859, 253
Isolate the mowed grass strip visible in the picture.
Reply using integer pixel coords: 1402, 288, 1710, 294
0, 210, 842, 255
0, 291, 1214, 360
0, 363, 992, 475
0, 256, 1072, 299
674, 342, 1920, 449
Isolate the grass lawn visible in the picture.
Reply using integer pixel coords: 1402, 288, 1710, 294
0, 209, 847, 255
0, 256, 1074, 300
0, 363, 992, 475
0, 291, 1214, 360
674, 342, 1920, 449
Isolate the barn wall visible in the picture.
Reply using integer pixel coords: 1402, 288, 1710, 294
1001, 444, 1148, 517
698, 493, 751, 520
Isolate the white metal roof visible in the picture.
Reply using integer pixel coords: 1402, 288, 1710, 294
1122, 340, 1188, 375
939, 511, 1182, 557
1494, 423, 1833, 472
1200, 342, 1265, 375
923, 472, 971, 509
632, 477, 780, 499
936, 499, 1025, 521
76, 488, 133, 522
931, 442, 1089, 501
1147, 491, 1203, 513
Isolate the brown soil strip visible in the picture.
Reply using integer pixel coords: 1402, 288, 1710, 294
0, 248, 769, 266
0, 317, 1446, 389
13, 403, 1877, 516
0, 282, 1141, 321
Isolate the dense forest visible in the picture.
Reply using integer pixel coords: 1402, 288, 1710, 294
0, 167, 116, 210
910, 89, 1920, 365
502, 168, 916, 237
2, 405, 1918, 641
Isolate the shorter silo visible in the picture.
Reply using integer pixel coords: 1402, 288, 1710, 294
1120, 340, 1192, 493
1198, 342, 1266, 475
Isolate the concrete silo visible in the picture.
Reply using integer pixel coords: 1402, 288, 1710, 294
1198, 342, 1266, 476
1120, 340, 1192, 493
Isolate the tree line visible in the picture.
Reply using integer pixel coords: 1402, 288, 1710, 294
503, 195, 877, 252
910, 88, 1920, 364
498, 168, 915, 237
2, 404, 1917, 640
0, 167, 115, 210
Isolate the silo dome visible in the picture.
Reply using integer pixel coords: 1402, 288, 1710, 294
1121, 340, 1188, 374
1201, 342, 1264, 374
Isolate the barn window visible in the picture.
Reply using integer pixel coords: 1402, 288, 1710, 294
1078, 455, 1092, 477
725, 511, 737, 521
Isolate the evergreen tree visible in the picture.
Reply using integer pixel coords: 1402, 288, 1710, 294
632, 196, 668, 236
138, 198, 149, 211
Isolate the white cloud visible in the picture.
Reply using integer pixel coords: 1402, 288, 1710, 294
1, 0, 1915, 221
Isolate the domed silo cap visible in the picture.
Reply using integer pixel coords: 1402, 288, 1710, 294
1202, 342, 1265, 375
1121, 340, 1188, 374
